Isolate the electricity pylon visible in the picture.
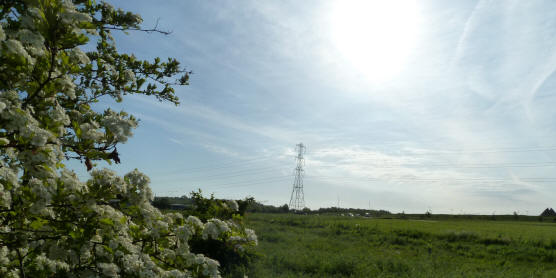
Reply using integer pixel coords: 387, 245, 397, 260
289, 143, 306, 211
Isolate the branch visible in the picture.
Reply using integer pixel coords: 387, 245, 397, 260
151, 254, 178, 269
23, 46, 58, 109
103, 18, 172, 35
16, 248, 26, 278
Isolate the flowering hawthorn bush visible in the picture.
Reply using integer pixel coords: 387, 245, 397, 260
0, 1, 256, 277
180, 193, 257, 276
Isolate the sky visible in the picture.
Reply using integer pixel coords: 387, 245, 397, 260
72, 0, 556, 214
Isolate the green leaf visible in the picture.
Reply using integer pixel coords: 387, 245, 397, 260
69, 230, 80, 239
99, 217, 114, 226
103, 245, 113, 254
136, 78, 145, 89
30, 219, 47, 230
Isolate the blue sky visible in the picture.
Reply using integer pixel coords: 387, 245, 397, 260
73, 0, 556, 214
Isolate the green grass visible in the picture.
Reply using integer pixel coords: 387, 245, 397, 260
244, 213, 556, 277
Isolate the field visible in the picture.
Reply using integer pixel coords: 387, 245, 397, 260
244, 213, 556, 277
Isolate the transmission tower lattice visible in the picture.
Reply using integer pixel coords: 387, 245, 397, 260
289, 143, 306, 211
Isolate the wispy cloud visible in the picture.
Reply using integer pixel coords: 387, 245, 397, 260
168, 137, 185, 146
451, 0, 485, 69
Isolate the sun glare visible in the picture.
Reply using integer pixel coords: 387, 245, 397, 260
330, 0, 420, 82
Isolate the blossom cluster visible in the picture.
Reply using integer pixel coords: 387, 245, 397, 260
0, 166, 257, 277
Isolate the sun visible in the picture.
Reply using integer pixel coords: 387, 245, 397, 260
330, 0, 420, 82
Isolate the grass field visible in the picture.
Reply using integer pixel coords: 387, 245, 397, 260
244, 213, 556, 277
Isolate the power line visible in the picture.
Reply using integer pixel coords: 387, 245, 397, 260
151, 155, 278, 176
149, 145, 556, 180
307, 146, 556, 156
306, 161, 556, 169
158, 175, 292, 195
208, 176, 293, 191
304, 175, 556, 183
156, 164, 287, 181
172, 175, 292, 192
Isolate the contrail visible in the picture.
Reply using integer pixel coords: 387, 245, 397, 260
450, 0, 486, 70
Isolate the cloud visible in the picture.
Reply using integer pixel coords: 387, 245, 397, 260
168, 137, 185, 146
451, 0, 485, 68
301, 145, 553, 212
200, 143, 241, 158
131, 96, 292, 141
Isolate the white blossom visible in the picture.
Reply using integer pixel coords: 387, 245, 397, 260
56, 75, 76, 99
163, 269, 190, 278
3, 39, 33, 63
102, 110, 138, 143
187, 215, 203, 230
101, 60, 117, 77
123, 69, 136, 84
60, 169, 86, 194
245, 228, 258, 245
91, 234, 102, 243
0, 167, 17, 187
202, 219, 230, 240
27, 45, 45, 56
60, 1, 92, 24
29, 127, 51, 146
3, 40, 25, 55
35, 252, 70, 272
176, 224, 194, 244
151, 220, 169, 238
0, 184, 11, 208
125, 169, 153, 202
91, 168, 127, 194
29, 178, 53, 214
80, 122, 104, 141
226, 200, 239, 211
0, 246, 9, 266
16, 29, 44, 47
121, 253, 142, 273
6, 269, 20, 278
202, 258, 220, 278
0, 24, 5, 41
49, 103, 70, 126
98, 262, 120, 277
70, 48, 90, 64
79, 245, 92, 262
26, 8, 43, 20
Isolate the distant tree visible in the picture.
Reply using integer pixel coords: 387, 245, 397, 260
540, 208, 556, 217
237, 196, 255, 215
152, 196, 171, 209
